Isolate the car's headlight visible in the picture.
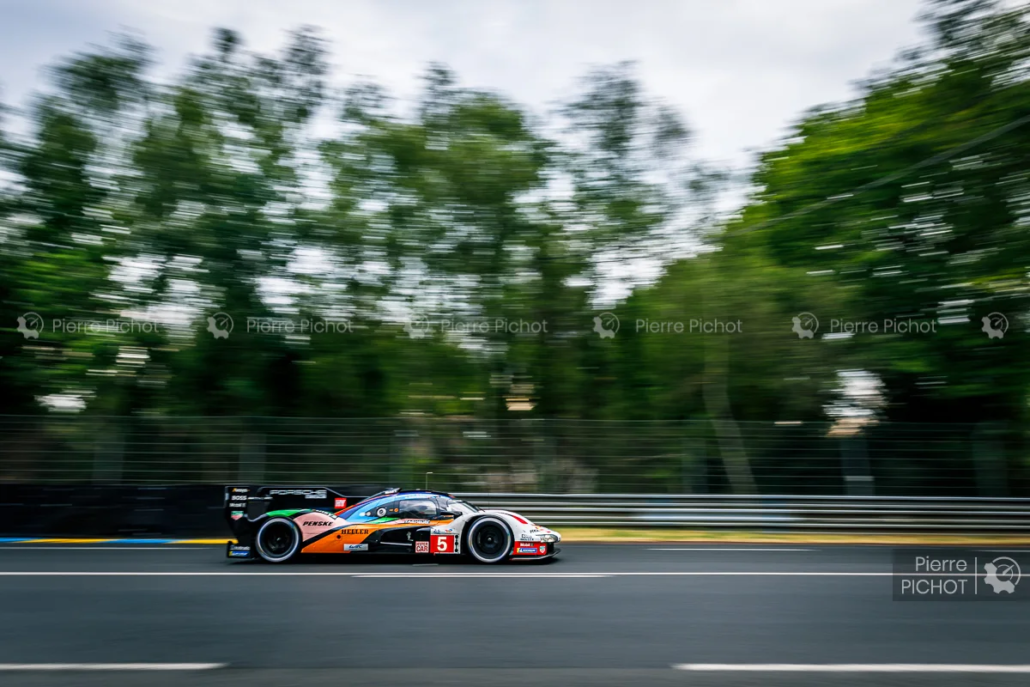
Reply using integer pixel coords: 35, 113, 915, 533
536, 533, 559, 543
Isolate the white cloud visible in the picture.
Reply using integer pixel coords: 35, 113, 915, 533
1, 0, 925, 172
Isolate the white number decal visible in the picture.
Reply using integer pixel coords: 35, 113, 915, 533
431, 534, 454, 554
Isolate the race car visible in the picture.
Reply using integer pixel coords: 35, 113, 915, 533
224, 486, 561, 564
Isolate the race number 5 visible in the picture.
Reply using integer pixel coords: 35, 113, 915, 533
431, 534, 455, 554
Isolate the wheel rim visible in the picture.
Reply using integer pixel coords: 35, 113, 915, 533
470, 519, 509, 562
257, 519, 298, 562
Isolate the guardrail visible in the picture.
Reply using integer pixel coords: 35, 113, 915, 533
2, 486, 1028, 537
457, 493, 1030, 531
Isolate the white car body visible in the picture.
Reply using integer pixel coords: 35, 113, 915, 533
430, 508, 562, 560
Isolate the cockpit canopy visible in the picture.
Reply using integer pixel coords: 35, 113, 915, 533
338, 491, 479, 523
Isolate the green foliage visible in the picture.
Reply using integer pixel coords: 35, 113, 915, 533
734, 0, 1030, 423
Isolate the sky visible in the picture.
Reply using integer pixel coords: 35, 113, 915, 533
1, 0, 929, 174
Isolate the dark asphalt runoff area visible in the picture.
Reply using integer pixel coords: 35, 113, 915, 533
0, 543, 1028, 687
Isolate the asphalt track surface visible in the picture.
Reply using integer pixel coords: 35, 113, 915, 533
1, 544, 1028, 687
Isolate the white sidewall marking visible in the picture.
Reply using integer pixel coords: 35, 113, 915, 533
466, 517, 512, 564
255, 518, 301, 563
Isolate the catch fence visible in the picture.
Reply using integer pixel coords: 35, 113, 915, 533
0, 416, 1022, 497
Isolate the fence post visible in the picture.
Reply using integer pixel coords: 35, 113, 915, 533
238, 424, 266, 484
973, 422, 1007, 497
529, 419, 547, 494
682, 434, 705, 494
392, 429, 418, 488
93, 418, 124, 484
839, 433, 874, 496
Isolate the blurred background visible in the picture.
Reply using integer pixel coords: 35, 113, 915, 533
1, 0, 1028, 499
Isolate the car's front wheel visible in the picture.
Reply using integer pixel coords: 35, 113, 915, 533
255, 517, 301, 563
466, 516, 512, 564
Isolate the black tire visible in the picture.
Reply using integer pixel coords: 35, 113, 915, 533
465, 516, 512, 564
255, 517, 301, 563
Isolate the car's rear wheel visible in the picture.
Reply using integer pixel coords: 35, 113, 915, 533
255, 517, 301, 563
466, 516, 511, 564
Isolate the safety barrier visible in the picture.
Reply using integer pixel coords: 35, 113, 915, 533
1, 486, 1028, 537
457, 493, 1030, 531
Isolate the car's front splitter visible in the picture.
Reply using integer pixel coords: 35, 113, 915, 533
509, 546, 560, 561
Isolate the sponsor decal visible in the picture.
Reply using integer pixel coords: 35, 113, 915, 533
334, 498, 347, 509
341, 528, 369, 535
302, 520, 332, 527
395, 519, 431, 525
513, 543, 547, 556
231, 494, 247, 502
231, 511, 244, 520
415, 541, 430, 554
231, 488, 249, 493
269, 489, 327, 499
227, 544, 251, 558
344, 543, 369, 552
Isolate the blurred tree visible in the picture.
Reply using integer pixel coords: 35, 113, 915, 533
0, 36, 153, 415
738, 0, 1029, 425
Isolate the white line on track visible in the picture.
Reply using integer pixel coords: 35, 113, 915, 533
355, 573, 610, 578
674, 664, 1030, 673
0, 664, 226, 671
649, 548, 812, 552
0, 571, 891, 577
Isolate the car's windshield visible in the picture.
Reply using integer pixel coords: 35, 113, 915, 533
336, 496, 394, 522
337, 494, 478, 521
438, 496, 478, 515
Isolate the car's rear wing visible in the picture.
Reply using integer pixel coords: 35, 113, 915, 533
224, 485, 375, 546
